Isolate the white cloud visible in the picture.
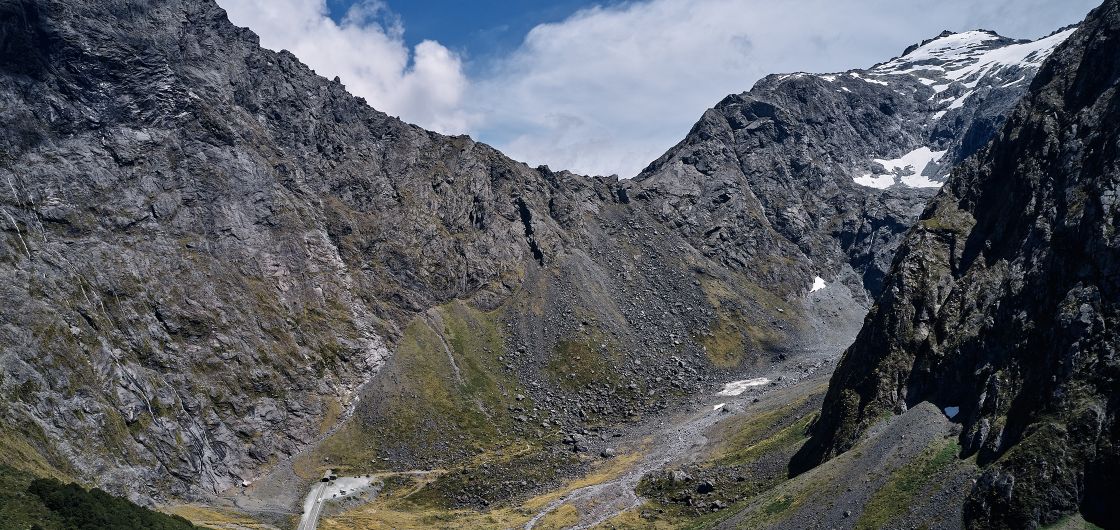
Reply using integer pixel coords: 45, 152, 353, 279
216, 0, 1098, 178
469, 0, 1098, 177
218, 0, 472, 133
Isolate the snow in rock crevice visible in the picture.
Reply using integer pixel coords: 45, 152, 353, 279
768, 29, 1075, 193
810, 276, 827, 292
853, 147, 948, 189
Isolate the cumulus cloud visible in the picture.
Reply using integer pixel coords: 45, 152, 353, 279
218, 0, 472, 133
217, 0, 1098, 178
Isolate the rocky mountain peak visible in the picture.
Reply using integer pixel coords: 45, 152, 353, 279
873, 27, 1076, 95
0, 0, 882, 503
856, 26, 1076, 189
896, 29, 1020, 62
629, 20, 1080, 307
0, 1, 1110, 527
727, 27, 1076, 195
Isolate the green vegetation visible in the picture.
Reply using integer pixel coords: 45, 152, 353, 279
635, 392, 824, 529
763, 495, 794, 516
828, 388, 865, 453
917, 199, 976, 234
717, 411, 817, 467
320, 451, 643, 529
296, 300, 530, 477
857, 439, 960, 529
0, 465, 57, 530
695, 275, 795, 368
384, 301, 525, 452
406, 448, 578, 510
1044, 513, 1105, 530
0, 419, 73, 482
708, 391, 818, 466
742, 322, 784, 354
697, 315, 746, 368
0, 465, 201, 530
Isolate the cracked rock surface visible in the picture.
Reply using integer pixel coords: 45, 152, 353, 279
796, 2, 1120, 527
0, 0, 1082, 512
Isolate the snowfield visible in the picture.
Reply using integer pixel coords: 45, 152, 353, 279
854, 147, 947, 189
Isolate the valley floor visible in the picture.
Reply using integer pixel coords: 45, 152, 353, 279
167, 342, 842, 529
165, 292, 993, 530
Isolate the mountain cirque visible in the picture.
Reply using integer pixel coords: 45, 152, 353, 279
633, 24, 1076, 303
0, 0, 1107, 528
0, 0, 849, 502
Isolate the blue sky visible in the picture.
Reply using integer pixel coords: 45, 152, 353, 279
325, 0, 618, 69
219, 0, 1100, 178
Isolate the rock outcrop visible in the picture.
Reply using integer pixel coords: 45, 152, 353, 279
0, 0, 1085, 510
0, 0, 819, 502
794, 1, 1120, 527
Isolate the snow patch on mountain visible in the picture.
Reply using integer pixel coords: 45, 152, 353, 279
866, 28, 1077, 122
810, 276, 827, 292
874, 28, 1076, 83
785, 27, 1078, 192
854, 147, 948, 189
717, 378, 771, 396
849, 71, 889, 86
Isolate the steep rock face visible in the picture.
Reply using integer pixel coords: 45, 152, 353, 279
0, 0, 612, 501
794, 1, 1120, 527
632, 28, 1074, 303
0, 0, 809, 503
0, 0, 1086, 510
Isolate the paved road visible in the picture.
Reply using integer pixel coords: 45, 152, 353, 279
296, 481, 328, 530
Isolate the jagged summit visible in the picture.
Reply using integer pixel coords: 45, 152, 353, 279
741, 27, 1078, 191
0, 0, 1108, 526
873, 27, 1076, 89
631, 18, 1083, 306
672, 25, 1075, 205
896, 29, 1021, 61
0, 0, 891, 504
